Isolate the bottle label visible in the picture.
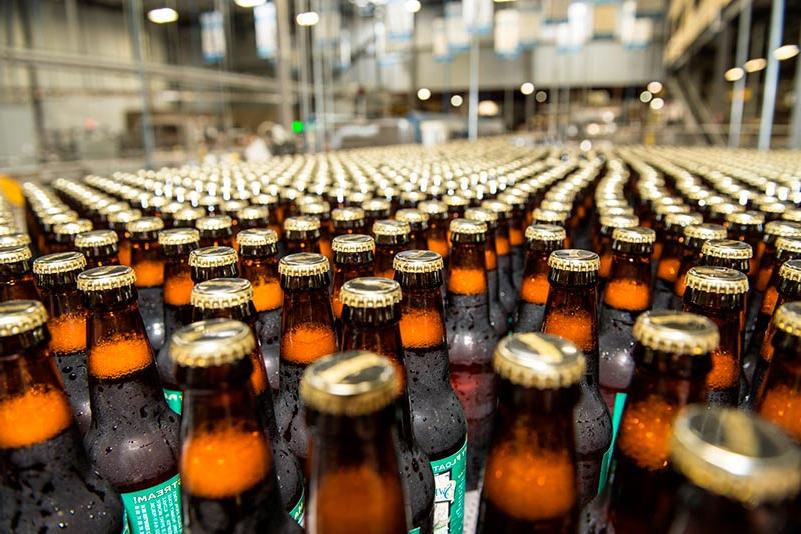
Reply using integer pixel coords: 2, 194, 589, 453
163, 388, 182, 415
598, 392, 627, 493
431, 439, 467, 534
121, 473, 182, 534
409, 529, 421, 534
290, 488, 305, 526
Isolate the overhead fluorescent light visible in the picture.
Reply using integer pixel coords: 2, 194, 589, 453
147, 7, 178, 24
296, 11, 320, 26
724, 67, 744, 82
520, 82, 535, 95
744, 58, 767, 73
417, 88, 432, 101
774, 44, 800, 61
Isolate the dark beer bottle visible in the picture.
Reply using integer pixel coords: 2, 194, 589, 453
446, 218, 499, 490
499, 191, 527, 290
172, 206, 206, 230
667, 407, 801, 533
373, 219, 411, 280
682, 266, 749, 406
196, 215, 235, 249
541, 249, 612, 507
725, 210, 764, 276
466, 207, 508, 337
160, 201, 187, 229
74, 229, 120, 268
39, 211, 77, 255
400, 190, 427, 210
395, 209, 429, 251
673, 223, 728, 307
700, 239, 752, 275
189, 246, 239, 283
418, 200, 450, 260
363, 198, 392, 234
276, 252, 338, 465
514, 224, 566, 333
300, 200, 333, 260
757, 237, 801, 329
301, 351, 407, 534
754, 221, 801, 294
394, 249, 468, 533
477, 333, 585, 534
172, 319, 302, 533
444, 195, 468, 230
482, 199, 517, 317
77, 265, 182, 533
237, 205, 270, 232
0, 231, 31, 249
597, 214, 639, 280
127, 216, 166, 350
331, 207, 366, 238
331, 234, 375, 328
652, 212, 703, 310
52, 218, 93, 253
605, 310, 716, 533
284, 215, 322, 255
0, 299, 124, 533
107, 208, 141, 266
0, 245, 39, 301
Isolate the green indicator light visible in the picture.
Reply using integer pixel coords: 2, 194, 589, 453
292, 120, 304, 133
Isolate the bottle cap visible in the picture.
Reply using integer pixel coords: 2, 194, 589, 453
332, 207, 365, 222
196, 215, 232, 231
417, 200, 447, 216
481, 200, 512, 219
284, 216, 321, 232
684, 223, 727, 241
701, 239, 753, 260
776, 237, 801, 255
221, 200, 248, 215
362, 198, 391, 215
394, 249, 444, 274
54, 219, 93, 238
726, 211, 765, 226
783, 208, 801, 223
764, 221, 801, 238
633, 310, 719, 355
299, 200, 330, 217
238, 205, 269, 222
599, 214, 639, 230
33, 251, 87, 275
0, 300, 48, 337
525, 224, 567, 243
191, 278, 253, 309
126, 217, 164, 235
449, 218, 487, 236
251, 194, 278, 207
394, 209, 429, 225
107, 209, 141, 225
189, 246, 238, 269
444, 195, 469, 208
300, 351, 400, 417
237, 228, 278, 247
773, 301, 801, 337
547, 249, 600, 272
373, 219, 410, 237
532, 208, 568, 224
340, 277, 402, 309
612, 226, 656, 245
170, 318, 256, 367
670, 406, 801, 505
278, 252, 330, 277
0, 233, 31, 248
77, 265, 137, 292
0, 245, 32, 264
161, 201, 186, 216
159, 228, 200, 246
75, 229, 118, 248
493, 333, 586, 389
332, 234, 374, 254
778, 259, 801, 283
173, 207, 206, 224
42, 212, 78, 226
665, 212, 703, 230
685, 266, 749, 295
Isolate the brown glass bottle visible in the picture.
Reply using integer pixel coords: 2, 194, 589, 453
107, 208, 141, 266
672, 223, 727, 308
300, 200, 333, 260
465, 207, 507, 337
514, 224, 566, 333
482, 200, 517, 317
52, 219, 93, 253
74, 229, 120, 268
237, 205, 270, 232
682, 266, 749, 406
301, 351, 407, 534
477, 333, 584, 534
127, 217, 166, 350
372, 220, 411, 280
284, 215, 322, 255
159, 201, 187, 229
331, 234, 375, 330
189, 245, 239, 283
500, 192, 527, 290
0, 245, 39, 301
395, 208, 429, 251
0, 299, 124, 533
597, 214, 639, 281
604, 311, 716, 534
363, 198, 392, 235
172, 206, 206, 230
251, 193, 282, 237
755, 237, 801, 334
726, 211, 764, 276
652, 213, 703, 310
78, 265, 181, 533
418, 200, 450, 261
331, 207, 366, 238
541, 249, 612, 508
197, 215, 235, 249
650, 203, 690, 261
39, 211, 78, 255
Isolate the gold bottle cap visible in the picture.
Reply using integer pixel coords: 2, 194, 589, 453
449, 218, 487, 236
126, 217, 164, 235
701, 239, 753, 260
0, 233, 31, 248
173, 207, 206, 223
685, 266, 749, 295
779, 259, 801, 283
684, 223, 727, 241
251, 193, 278, 207
670, 406, 801, 505
783, 208, 801, 223
547, 249, 600, 272
42, 212, 78, 226
481, 200, 512, 218
299, 201, 330, 217
493, 333, 586, 389
54, 219, 92, 237
340, 277, 402, 309
332, 207, 365, 222
599, 214, 639, 230
159, 228, 200, 246
612, 226, 656, 245
417, 200, 447, 216
444, 195, 469, 208
107, 209, 142, 225
665, 212, 703, 229
633, 310, 719, 355
541, 200, 571, 213
401, 191, 427, 204
0, 245, 32, 264
532, 208, 568, 224
284, 216, 321, 233
773, 301, 801, 337
221, 200, 249, 214
191, 278, 253, 309
161, 201, 186, 215
394, 209, 429, 225
33, 252, 87, 275
237, 228, 278, 247
776, 237, 801, 255
189, 246, 238, 268
77, 265, 137, 292
332, 234, 374, 254
74, 229, 118, 248
0, 300, 48, 337
0, 225, 19, 237
394, 249, 444, 274
764, 221, 801, 238
196, 215, 232, 231
654, 203, 690, 216
170, 318, 256, 368
373, 219, 410, 237
525, 224, 567, 243
760, 201, 787, 216
465, 207, 498, 225
238, 205, 269, 222
726, 211, 765, 226
300, 350, 401, 417
362, 198, 391, 214
278, 252, 330, 277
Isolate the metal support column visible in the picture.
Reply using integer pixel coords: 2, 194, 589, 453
276, 0, 293, 131
757, 0, 784, 150
311, 0, 326, 151
127, 0, 154, 168
468, 37, 479, 141
729, 0, 751, 148
789, 34, 801, 148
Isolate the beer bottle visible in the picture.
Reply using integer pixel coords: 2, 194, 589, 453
757, 237, 801, 327
190, 278, 305, 520
465, 207, 507, 337
673, 223, 728, 307
172, 206, 206, 230
0, 299, 124, 533
172, 319, 302, 533
514, 224, 566, 333
74, 229, 120, 268
127, 216, 166, 350
77, 265, 182, 534
52, 218, 93, 253
39, 211, 77, 255
446, 218, 499, 490
300, 200, 333, 260
107, 208, 141, 266
652, 212, 703, 310
499, 192, 527, 290
682, 266, 749, 406
540, 249, 612, 507
331, 207, 366, 238
700, 239, 752, 276
31, 251, 92, 434
599, 227, 655, 411
331, 234, 375, 329
339, 277, 436, 533
395, 208, 430, 251
753, 220, 801, 294
238, 228, 283, 392
650, 203, 690, 261
394, 249, 468, 533
276, 252, 338, 465
418, 200, 450, 260
221, 199, 249, 230
482, 200, 517, 318
531, 209, 570, 245
251, 193, 282, 237
301, 351, 407, 534
0, 245, 39, 301
0, 232, 31, 249
400, 190, 427, 210
667, 407, 801, 533
605, 311, 716, 533
725, 210, 764, 276
154, 228, 200, 412
372, 220, 411, 280
444, 195, 468, 227
237, 205, 270, 232
597, 214, 639, 280
189, 246, 239, 283
196, 215, 234, 249
477, 333, 585, 533
284, 216, 322, 255
363, 198, 392, 234
160, 200, 187, 229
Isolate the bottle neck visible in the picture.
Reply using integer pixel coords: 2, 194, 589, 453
447, 241, 488, 298
398, 286, 447, 350
340, 305, 405, 368
280, 287, 338, 366
164, 257, 194, 308
604, 251, 652, 312
542, 274, 599, 356
191, 263, 238, 283
130, 239, 164, 288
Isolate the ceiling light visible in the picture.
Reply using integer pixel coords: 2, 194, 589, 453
647, 81, 662, 94
147, 7, 178, 24
520, 82, 535, 95
724, 67, 744, 82
639, 90, 652, 103
535, 90, 547, 103
650, 97, 664, 110
234, 0, 266, 7
478, 100, 500, 116
774, 44, 800, 61
296, 11, 320, 26
450, 95, 463, 107
405, 0, 422, 13
744, 58, 767, 73
417, 88, 432, 101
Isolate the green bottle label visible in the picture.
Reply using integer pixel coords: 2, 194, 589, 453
121, 473, 182, 534
409, 528, 421, 534
431, 438, 467, 534
598, 392, 627, 493
163, 388, 183, 415
121, 511, 131, 534
290, 488, 305, 526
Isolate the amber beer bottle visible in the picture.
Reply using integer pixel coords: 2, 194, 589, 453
602, 311, 715, 532
196, 215, 235, 249
237, 205, 270, 232
418, 200, 450, 260
599, 226, 654, 414
540, 249, 611, 507
466, 207, 509, 337
363, 198, 392, 233
514, 224, 566, 332
752, 237, 801, 339
238, 228, 283, 392
700, 239, 752, 276
284, 216, 322, 255
331, 207, 366, 238
499, 192, 527, 290
172, 319, 302, 533
127, 217, 167, 350
725, 211, 764, 276
477, 333, 584, 533
275, 253, 339, 465
652, 212, 703, 310
596, 214, 639, 280
77, 265, 181, 533
172, 206, 206, 230
107, 208, 141, 266
373, 220, 411, 279
52, 218, 93, 253
482, 200, 516, 316
301, 351, 407, 534
300, 200, 333, 260
0, 300, 124, 533
395, 208, 430, 250
0, 245, 39, 301
394, 250, 468, 534
74, 229, 120, 268
330, 234, 375, 330
672, 223, 728, 308
445, 218, 499, 490
32, 252, 92, 434
667, 407, 801, 533
189, 245, 239, 282
682, 266, 748, 406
